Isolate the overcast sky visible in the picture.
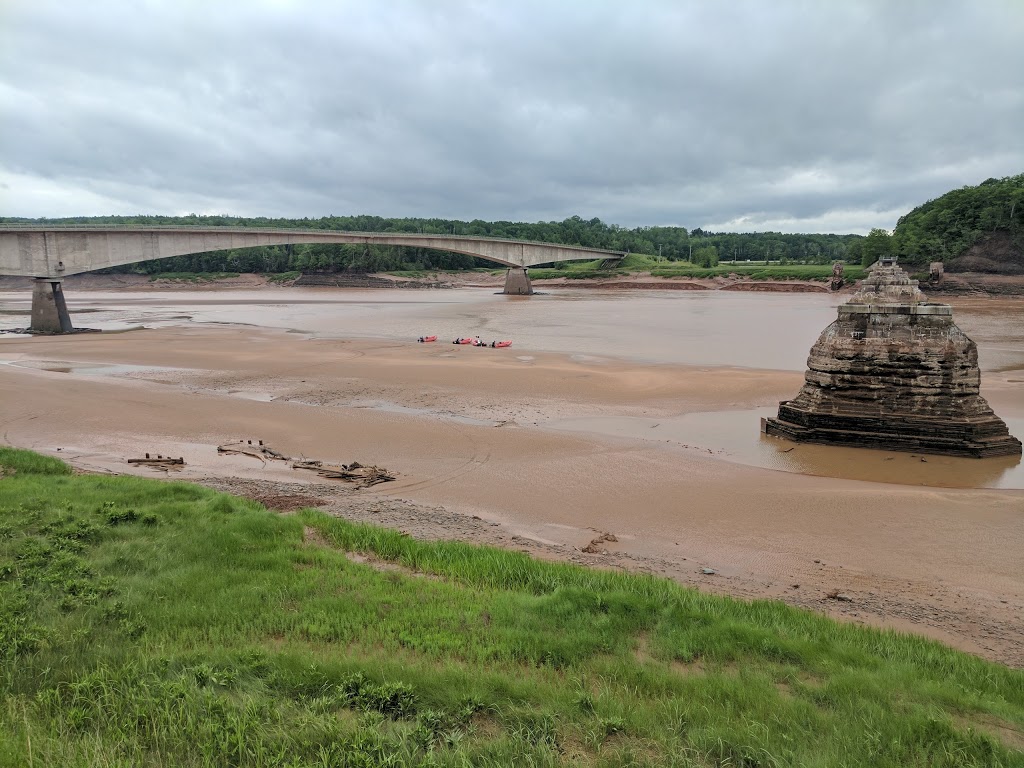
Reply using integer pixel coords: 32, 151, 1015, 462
1, 1, 1021, 233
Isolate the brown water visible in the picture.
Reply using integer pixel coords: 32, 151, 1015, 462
2, 286, 1022, 488
2, 287, 847, 369
546, 408, 1024, 489
5, 286, 1023, 369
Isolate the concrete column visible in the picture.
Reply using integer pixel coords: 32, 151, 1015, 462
502, 267, 533, 295
31, 279, 74, 334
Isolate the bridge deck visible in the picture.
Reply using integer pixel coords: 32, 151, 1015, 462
0, 226, 625, 278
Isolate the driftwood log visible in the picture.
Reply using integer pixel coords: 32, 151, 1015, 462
291, 460, 395, 487
127, 454, 185, 471
217, 440, 290, 462
215, 439, 394, 487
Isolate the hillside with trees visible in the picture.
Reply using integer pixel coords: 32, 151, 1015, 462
892, 173, 1024, 273
6, 175, 1023, 277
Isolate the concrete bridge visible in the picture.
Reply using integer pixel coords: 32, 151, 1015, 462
0, 226, 626, 333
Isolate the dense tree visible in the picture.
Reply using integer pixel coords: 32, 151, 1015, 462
15, 175, 1019, 274
691, 245, 719, 268
892, 173, 1024, 265
845, 238, 863, 266
860, 228, 893, 266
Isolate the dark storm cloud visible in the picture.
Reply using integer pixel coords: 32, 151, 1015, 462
1, 0, 1022, 232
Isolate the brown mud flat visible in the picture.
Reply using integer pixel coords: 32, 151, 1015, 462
4, 269, 1024, 295
536, 280, 708, 290
0, 273, 278, 292
0, 272, 837, 294
718, 281, 829, 293
530, 277, 827, 293
1, 325, 1022, 667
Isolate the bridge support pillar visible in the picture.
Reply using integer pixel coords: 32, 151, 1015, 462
502, 268, 533, 296
31, 278, 74, 334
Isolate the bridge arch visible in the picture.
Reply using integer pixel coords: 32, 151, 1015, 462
0, 226, 626, 332
0, 226, 624, 279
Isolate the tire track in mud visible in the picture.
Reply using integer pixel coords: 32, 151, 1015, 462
383, 419, 492, 494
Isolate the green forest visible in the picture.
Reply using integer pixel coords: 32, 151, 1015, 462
883, 173, 1024, 270
3, 173, 1021, 274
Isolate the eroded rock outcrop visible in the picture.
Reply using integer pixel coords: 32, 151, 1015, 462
763, 258, 1022, 457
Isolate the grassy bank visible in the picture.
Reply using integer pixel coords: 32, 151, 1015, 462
649, 264, 867, 281
525, 259, 866, 283
146, 272, 242, 282
1, 447, 1021, 767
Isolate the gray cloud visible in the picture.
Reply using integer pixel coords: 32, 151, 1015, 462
1, 0, 1022, 232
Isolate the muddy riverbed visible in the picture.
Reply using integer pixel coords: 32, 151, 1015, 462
1, 285, 1022, 665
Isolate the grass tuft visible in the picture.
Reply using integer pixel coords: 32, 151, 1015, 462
0, 447, 71, 476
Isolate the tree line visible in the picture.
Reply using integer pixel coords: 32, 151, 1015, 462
6, 174, 1020, 274
858, 173, 1024, 267
0, 214, 864, 274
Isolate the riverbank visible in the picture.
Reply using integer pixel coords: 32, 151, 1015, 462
3, 446, 1023, 765
5, 267, 1023, 295
1, 312, 1022, 667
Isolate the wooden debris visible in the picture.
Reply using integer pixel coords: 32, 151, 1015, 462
127, 454, 185, 471
291, 459, 395, 488
215, 439, 395, 488
217, 440, 290, 462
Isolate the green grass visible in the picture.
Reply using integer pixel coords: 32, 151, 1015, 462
649, 264, 868, 281
265, 271, 301, 283
147, 272, 241, 282
0, 447, 71, 477
1, 447, 1021, 766
525, 259, 630, 280
523, 260, 864, 283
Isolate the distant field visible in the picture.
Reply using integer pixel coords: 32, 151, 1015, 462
1, 447, 1021, 766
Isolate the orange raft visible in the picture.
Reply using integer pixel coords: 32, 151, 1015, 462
490, 340, 512, 348
417, 335, 438, 343
453, 337, 477, 345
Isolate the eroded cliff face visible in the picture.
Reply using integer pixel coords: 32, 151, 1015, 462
763, 259, 1022, 457
948, 231, 1024, 275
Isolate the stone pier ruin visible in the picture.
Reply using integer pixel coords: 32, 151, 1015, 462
762, 257, 1022, 458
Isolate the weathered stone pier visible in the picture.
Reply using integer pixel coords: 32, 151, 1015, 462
762, 257, 1022, 457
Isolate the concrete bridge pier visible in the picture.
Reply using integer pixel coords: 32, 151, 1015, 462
31, 278, 74, 334
502, 268, 533, 295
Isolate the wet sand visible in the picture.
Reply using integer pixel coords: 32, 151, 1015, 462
1, 290, 1023, 666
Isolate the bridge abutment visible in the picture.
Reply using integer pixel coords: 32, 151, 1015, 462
31, 278, 74, 334
502, 268, 533, 295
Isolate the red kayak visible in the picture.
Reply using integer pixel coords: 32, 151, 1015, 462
490, 340, 512, 348
417, 335, 438, 343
